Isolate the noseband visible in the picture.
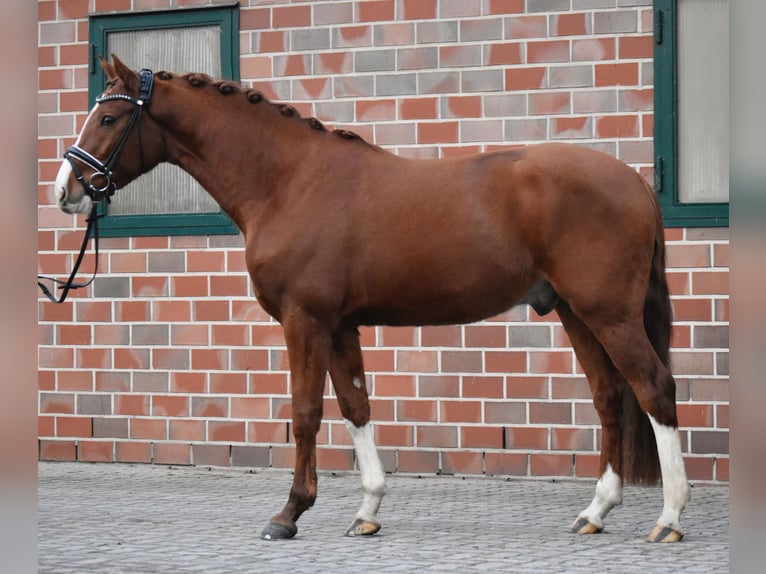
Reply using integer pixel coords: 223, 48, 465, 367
64, 68, 154, 203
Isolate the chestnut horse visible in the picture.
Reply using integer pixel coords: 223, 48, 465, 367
55, 56, 690, 543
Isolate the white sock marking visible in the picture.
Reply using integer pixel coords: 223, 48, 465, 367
648, 414, 691, 532
344, 420, 386, 522
577, 463, 623, 529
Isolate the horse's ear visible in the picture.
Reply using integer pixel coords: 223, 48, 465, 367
110, 54, 140, 94
99, 55, 115, 80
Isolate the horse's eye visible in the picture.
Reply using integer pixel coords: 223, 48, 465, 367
101, 115, 117, 127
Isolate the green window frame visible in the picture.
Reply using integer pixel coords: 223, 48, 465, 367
89, 4, 240, 237
653, 0, 729, 228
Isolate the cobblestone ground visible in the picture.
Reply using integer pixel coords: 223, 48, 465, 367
39, 462, 728, 573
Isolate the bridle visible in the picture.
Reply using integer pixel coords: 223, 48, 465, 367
38, 68, 155, 304
64, 68, 155, 203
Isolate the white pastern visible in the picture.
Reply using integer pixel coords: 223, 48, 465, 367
648, 414, 691, 531
577, 463, 623, 529
344, 419, 386, 522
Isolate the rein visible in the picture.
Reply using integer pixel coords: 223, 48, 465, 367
38, 68, 154, 304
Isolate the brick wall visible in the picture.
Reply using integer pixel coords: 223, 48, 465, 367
37, 0, 729, 482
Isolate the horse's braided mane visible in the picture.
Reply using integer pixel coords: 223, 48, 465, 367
156, 70, 379, 149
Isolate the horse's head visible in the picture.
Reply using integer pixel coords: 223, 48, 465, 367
56, 55, 165, 214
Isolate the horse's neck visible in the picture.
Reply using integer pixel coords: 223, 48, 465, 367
153, 84, 311, 230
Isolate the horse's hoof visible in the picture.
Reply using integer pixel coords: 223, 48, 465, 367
647, 524, 684, 543
261, 521, 298, 540
345, 518, 381, 537
571, 517, 603, 535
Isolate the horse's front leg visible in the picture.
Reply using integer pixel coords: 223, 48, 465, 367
329, 327, 386, 536
261, 311, 331, 540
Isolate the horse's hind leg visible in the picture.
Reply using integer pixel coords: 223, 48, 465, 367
329, 327, 386, 536
572, 307, 690, 542
557, 301, 625, 534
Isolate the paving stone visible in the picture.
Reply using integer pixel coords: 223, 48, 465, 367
39, 462, 728, 573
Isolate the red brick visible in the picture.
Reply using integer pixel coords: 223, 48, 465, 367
192, 397, 229, 419
595, 63, 639, 86
358, 0, 394, 22
169, 420, 206, 442
401, 0, 437, 19
151, 395, 190, 418
250, 373, 289, 395
684, 456, 714, 481
374, 374, 416, 397
230, 349, 268, 371
462, 376, 504, 399
58, 324, 91, 346
231, 397, 270, 419
530, 402, 571, 424
40, 393, 75, 414
55, 371, 91, 393
716, 457, 729, 481
397, 399, 437, 422
506, 376, 549, 399
416, 425, 457, 448
397, 450, 439, 473
692, 272, 728, 295
484, 452, 527, 475
486, 42, 523, 66
528, 40, 570, 63
209, 421, 246, 442
40, 440, 77, 461
317, 447, 354, 470
552, 13, 588, 36
461, 425, 503, 448
463, 325, 508, 348
194, 300, 229, 322
248, 421, 288, 444
273, 5, 311, 28
116, 441, 152, 463
506, 426, 548, 450
619, 36, 653, 59
115, 394, 149, 416
573, 38, 616, 61
575, 454, 601, 478
400, 97, 438, 120
115, 301, 149, 322
79, 441, 114, 462
441, 400, 482, 423
376, 424, 414, 447
678, 404, 714, 428
506, 15, 547, 38
130, 418, 167, 440
114, 348, 149, 370
192, 349, 228, 371
530, 453, 573, 476
529, 92, 570, 115
530, 351, 573, 374
240, 8, 271, 30
356, 99, 396, 122
172, 276, 208, 297
210, 275, 249, 297
417, 121, 458, 144
551, 427, 594, 451
57, 416, 92, 437
486, 0, 524, 15
154, 443, 191, 465
484, 350, 526, 374
442, 451, 484, 475
209, 325, 247, 347
596, 115, 639, 138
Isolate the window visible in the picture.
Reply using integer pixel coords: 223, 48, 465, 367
89, 5, 240, 237
654, 0, 729, 227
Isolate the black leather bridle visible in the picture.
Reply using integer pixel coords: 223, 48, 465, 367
38, 69, 155, 304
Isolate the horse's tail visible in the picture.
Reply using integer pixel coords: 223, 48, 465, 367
620, 176, 670, 485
